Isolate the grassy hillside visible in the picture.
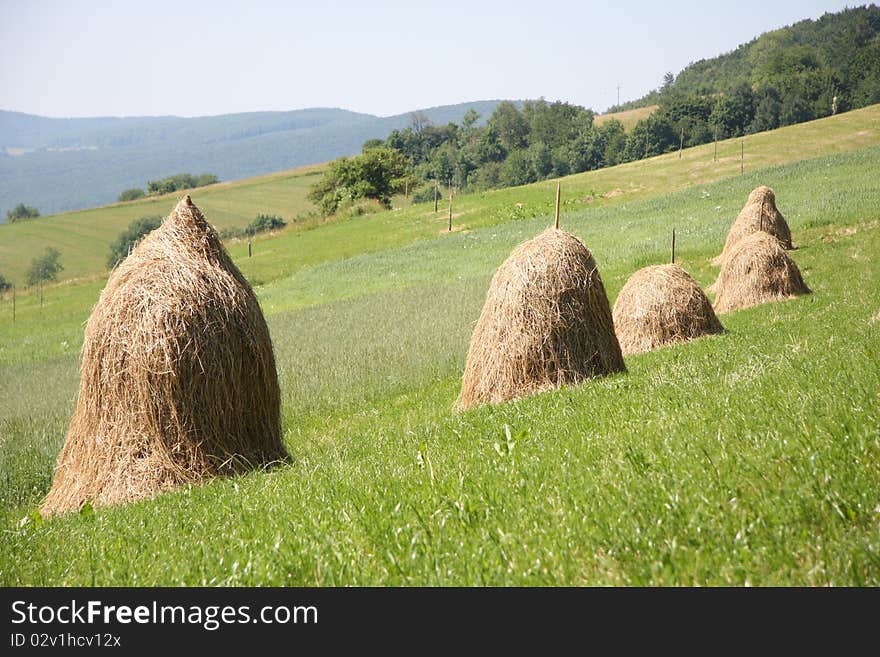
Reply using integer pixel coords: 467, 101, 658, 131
0, 163, 324, 284
3, 103, 877, 289
1, 108, 878, 585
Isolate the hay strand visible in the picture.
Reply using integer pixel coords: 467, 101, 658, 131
612, 264, 723, 356
458, 228, 625, 410
41, 196, 287, 515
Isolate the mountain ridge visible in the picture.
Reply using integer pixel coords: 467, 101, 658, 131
0, 100, 504, 220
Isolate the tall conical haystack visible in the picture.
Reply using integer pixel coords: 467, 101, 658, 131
612, 264, 723, 356
40, 196, 287, 516
713, 231, 810, 314
713, 186, 793, 265
458, 228, 625, 410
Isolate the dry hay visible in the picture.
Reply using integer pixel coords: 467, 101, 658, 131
458, 228, 625, 410
612, 264, 723, 356
41, 196, 287, 516
713, 231, 810, 314
713, 186, 793, 265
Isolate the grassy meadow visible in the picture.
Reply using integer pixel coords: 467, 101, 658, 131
0, 108, 879, 585
0, 163, 325, 284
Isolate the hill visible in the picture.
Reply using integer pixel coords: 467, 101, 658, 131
0, 100, 504, 221
611, 5, 880, 112
1, 104, 877, 288
1, 104, 879, 585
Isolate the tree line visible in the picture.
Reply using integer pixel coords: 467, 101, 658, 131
309, 5, 880, 214
610, 5, 880, 119
309, 100, 632, 213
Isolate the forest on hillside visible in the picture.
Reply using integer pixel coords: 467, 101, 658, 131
310, 5, 880, 213
611, 4, 880, 115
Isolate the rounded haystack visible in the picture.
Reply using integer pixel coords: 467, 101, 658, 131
713, 186, 793, 265
458, 228, 625, 410
40, 196, 287, 516
713, 231, 810, 314
612, 264, 723, 356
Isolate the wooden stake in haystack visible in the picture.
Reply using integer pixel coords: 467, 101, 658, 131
40, 196, 288, 516
458, 227, 625, 410
554, 182, 561, 229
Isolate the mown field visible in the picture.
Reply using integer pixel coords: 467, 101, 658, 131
594, 105, 658, 130
0, 109, 878, 585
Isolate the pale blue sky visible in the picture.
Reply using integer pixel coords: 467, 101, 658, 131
0, 0, 859, 118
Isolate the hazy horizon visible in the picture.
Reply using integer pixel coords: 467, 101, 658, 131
0, 0, 860, 119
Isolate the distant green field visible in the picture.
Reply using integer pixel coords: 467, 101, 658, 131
1, 108, 879, 585
0, 164, 324, 284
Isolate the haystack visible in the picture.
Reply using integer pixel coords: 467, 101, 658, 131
458, 228, 625, 410
713, 231, 810, 314
40, 196, 287, 516
612, 264, 723, 356
713, 186, 793, 265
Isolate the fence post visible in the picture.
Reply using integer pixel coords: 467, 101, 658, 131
448, 189, 453, 232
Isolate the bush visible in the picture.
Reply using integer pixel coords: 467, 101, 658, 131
247, 214, 286, 234
308, 148, 409, 214
146, 173, 219, 196
6, 203, 40, 223
0, 274, 11, 292
118, 188, 146, 202
27, 247, 63, 286
218, 214, 287, 240
107, 216, 162, 268
410, 185, 439, 204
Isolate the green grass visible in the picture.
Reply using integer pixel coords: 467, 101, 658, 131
0, 164, 325, 284
1, 114, 879, 585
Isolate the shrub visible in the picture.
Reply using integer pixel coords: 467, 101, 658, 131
410, 185, 439, 204
146, 173, 219, 196
218, 214, 287, 240
6, 203, 40, 223
27, 247, 63, 286
247, 214, 286, 234
107, 216, 163, 268
118, 188, 146, 202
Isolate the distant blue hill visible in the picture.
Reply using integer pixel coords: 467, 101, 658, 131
0, 100, 503, 221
